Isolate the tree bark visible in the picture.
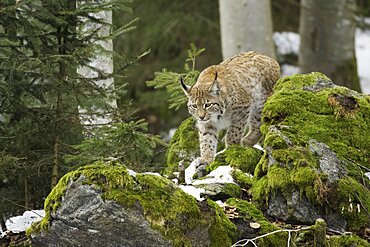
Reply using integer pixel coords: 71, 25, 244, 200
24, 177, 29, 209
299, 0, 361, 92
77, 0, 116, 126
219, 0, 276, 59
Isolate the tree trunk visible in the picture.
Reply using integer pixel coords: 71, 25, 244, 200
299, 0, 361, 92
51, 92, 61, 189
77, 0, 116, 126
219, 0, 276, 59
24, 177, 29, 209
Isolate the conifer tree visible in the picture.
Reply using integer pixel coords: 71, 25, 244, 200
0, 0, 160, 223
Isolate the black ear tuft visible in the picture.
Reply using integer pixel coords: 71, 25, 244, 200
180, 76, 191, 96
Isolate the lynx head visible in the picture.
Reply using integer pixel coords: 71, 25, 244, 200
181, 72, 225, 122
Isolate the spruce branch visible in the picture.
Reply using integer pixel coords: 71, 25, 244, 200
146, 43, 205, 110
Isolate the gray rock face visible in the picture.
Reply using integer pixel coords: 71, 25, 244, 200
31, 176, 172, 247
267, 191, 346, 231
263, 136, 348, 231
308, 139, 347, 183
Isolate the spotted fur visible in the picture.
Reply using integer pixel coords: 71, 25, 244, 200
181, 51, 280, 165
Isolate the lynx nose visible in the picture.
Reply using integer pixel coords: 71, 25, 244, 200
198, 110, 206, 120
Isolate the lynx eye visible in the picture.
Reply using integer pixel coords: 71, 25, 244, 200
190, 104, 197, 109
204, 103, 213, 108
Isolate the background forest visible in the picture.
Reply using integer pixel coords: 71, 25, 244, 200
1, 0, 370, 231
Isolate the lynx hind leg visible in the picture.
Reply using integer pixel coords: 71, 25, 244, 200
225, 124, 245, 147
242, 103, 263, 147
242, 123, 262, 146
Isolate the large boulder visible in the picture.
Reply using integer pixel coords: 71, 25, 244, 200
252, 72, 370, 234
27, 162, 236, 247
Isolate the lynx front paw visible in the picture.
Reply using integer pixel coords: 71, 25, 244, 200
199, 156, 214, 166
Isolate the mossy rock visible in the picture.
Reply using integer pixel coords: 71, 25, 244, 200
252, 72, 370, 237
328, 234, 370, 247
28, 161, 236, 247
165, 117, 199, 176
207, 145, 263, 174
226, 198, 289, 246
261, 72, 369, 167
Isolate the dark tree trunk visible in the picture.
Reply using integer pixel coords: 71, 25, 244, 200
299, 0, 361, 92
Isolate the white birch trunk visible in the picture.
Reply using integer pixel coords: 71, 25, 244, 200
219, 0, 276, 59
77, 0, 116, 126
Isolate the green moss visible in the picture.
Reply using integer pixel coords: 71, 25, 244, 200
207, 145, 263, 173
262, 72, 370, 167
336, 177, 370, 232
165, 117, 199, 176
106, 173, 204, 246
232, 169, 254, 189
222, 183, 242, 198
207, 199, 236, 247
226, 198, 288, 246
273, 72, 332, 92
328, 234, 370, 247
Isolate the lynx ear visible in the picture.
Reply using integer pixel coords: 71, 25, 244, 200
209, 72, 219, 95
180, 76, 191, 96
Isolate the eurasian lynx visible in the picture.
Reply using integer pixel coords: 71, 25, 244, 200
181, 51, 280, 165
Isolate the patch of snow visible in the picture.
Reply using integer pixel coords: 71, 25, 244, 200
142, 172, 161, 176
128, 169, 136, 177
192, 166, 235, 185
215, 200, 226, 208
365, 172, 370, 180
87, 229, 99, 233
273, 32, 300, 55
253, 143, 265, 152
179, 185, 205, 201
5, 210, 45, 234
185, 158, 201, 184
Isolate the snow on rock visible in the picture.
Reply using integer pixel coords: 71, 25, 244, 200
192, 166, 235, 186
5, 210, 45, 234
128, 169, 137, 177
142, 172, 161, 176
253, 143, 265, 152
179, 185, 205, 201
185, 158, 200, 184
